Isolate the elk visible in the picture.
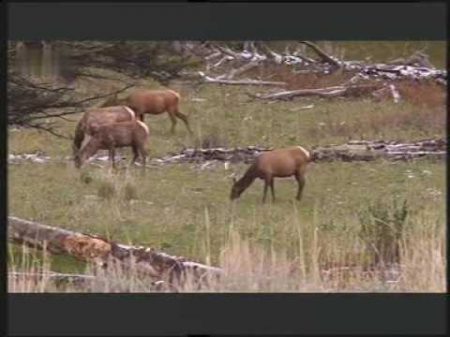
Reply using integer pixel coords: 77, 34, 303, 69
100, 89, 193, 135
72, 106, 136, 156
74, 119, 150, 170
230, 146, 314, 203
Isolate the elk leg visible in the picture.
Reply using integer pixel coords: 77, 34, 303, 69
137, 147, 147, 175
168, 112, 177, 134
109, 147, 116, 170
295, 172, 306, 201
262, 175, 273, 203
175, 110, 193, 135
138, 111, 145, 122
270, 179, 275, 202
141, 148, 148, 172
130, 145, 139, 166
262, 181, 268, 203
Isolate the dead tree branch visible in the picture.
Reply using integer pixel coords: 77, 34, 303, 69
298, 41, 342, 67
8, 70, 135, 133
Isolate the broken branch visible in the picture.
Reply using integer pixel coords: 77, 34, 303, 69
298, 41, 341, 67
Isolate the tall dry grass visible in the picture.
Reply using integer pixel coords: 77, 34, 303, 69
9, 197, 446, 293
396, 80, 446, 109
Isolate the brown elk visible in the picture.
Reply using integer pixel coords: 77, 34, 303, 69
230, 146, 314, 203
100, 89, 193, 135
74, 119, 150, 170
72, 106, 136, 156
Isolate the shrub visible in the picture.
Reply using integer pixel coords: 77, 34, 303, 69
358, 197, 409, 266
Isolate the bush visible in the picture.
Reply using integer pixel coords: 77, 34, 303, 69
97, 179, 116, 200
358, 196, 409, 266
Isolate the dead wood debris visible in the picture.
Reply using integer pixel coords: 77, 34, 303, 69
188, 41, 446, 87
8, 139, 446, 166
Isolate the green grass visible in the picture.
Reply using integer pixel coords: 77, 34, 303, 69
8, 159, 445, 269
8, 83, 445, 157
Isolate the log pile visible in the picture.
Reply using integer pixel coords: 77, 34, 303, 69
8, 216, 222, 290
157, 139, 446, 164
190, 41, 446, 87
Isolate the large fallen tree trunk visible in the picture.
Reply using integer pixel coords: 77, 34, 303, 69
8, 216, 223, 288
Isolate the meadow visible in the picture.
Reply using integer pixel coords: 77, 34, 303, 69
8, 42, 447, 292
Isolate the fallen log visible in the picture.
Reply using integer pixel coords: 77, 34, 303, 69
8, 216, 223, 288
198, 72, 286, 87
249, 84, 382, 101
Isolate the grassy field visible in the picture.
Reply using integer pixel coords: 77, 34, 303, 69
8, 47, 447, 292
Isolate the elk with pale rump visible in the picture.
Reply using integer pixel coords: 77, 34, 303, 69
74, 119, 150, 170
230, 146, 315, 203
101, 89, 193, 135
72, 106, 137, 156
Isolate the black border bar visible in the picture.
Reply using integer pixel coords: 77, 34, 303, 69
9, 294, 447, 336
8, 2, 447, 40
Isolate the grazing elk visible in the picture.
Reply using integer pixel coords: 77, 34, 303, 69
101, 89, 193, 135
72, 106, 136, 156
230, 146, 314, 203
74, 119, 150, 170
